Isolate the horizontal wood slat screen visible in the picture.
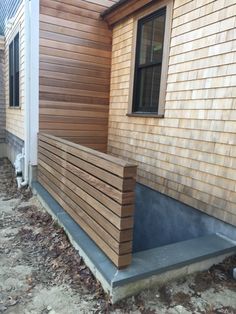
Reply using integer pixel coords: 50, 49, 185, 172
39, 0, 119, 152
38, 133, 137, 268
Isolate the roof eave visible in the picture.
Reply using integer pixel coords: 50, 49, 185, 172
100, 0, 129, 19
101, 0, 159, 26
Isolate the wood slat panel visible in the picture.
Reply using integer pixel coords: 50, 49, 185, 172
38, 133, 137, 268
40, 20, 112, 45
39, 133, 137, 176
38, 169, 132, 254
38, 175, 132, 267
40, 55, 111, 73
39, 77, 109, 93
39, 0, 118, 150
39, 70, 110, 85
40, 0, 102, 20
38, 153, 134, 219
38, 148, 135, 206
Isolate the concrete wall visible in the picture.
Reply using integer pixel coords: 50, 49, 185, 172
107, 0, 236, 226
5, 130, 24, 164
0, 37, 6, 157
133, 183, 236, 252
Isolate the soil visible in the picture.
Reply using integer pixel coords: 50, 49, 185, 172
0, 158, 236, 314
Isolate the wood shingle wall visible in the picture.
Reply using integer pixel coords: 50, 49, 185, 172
39, 0, 119, 152
107, 0, 236, 226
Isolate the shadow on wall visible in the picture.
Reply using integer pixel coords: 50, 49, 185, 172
133, 183, 236, 252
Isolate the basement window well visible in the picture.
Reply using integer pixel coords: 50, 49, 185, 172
33, 181, 236, 303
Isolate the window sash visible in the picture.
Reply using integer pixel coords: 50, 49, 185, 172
133, 8, 166, 113
9, 41, 14, 107
9, 33, 19, 107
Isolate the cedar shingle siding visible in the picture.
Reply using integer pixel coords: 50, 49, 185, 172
108, 0, 236, 226
0, 0, 22, 35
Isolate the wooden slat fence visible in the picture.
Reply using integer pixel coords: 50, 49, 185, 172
37, 133, 137, 268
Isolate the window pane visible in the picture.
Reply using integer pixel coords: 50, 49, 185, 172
152, 14, 165, 63
151, 65, 162, 108
137, 67, 153, 111
139, 19, 153, 65
136, 65, 162, 112
9, 42, 14, 106
14, 33, 19, 107
139, 11, 165, 66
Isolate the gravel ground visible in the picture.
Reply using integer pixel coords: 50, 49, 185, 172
0, 158, 236, 314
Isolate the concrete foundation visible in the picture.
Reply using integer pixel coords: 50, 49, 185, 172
29, 165, 38, 185
32, 182, 236, 303
0, 143, 6, 158
111, 252, 233, 302
5, 130, 24, 165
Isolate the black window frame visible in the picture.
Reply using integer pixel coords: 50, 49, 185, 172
9, 32, 20, 107
132, 7, 166, 114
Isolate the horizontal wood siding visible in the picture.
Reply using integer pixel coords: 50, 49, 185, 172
39, 0, 118, 152
38, 133, 137, 268
107, 0, 236, 226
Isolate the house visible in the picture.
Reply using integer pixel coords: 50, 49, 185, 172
0, 0, 38, 184
0, 0, 235, 302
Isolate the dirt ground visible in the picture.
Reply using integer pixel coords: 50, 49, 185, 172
0, 158, 236, 314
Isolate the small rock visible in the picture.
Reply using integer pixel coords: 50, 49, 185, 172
173, 305, 190, 314
0, 305, 7, 312
233, 268, 236, 280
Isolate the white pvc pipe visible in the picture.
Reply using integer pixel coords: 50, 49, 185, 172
16, 176, 23, 188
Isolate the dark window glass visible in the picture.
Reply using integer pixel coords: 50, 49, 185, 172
9, 33, 19, 107
133, 8, 166, 113
9, 41, 14, 106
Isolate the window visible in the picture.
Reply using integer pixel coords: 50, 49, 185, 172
133, 8, 166, 114
9, 33, 19, 107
